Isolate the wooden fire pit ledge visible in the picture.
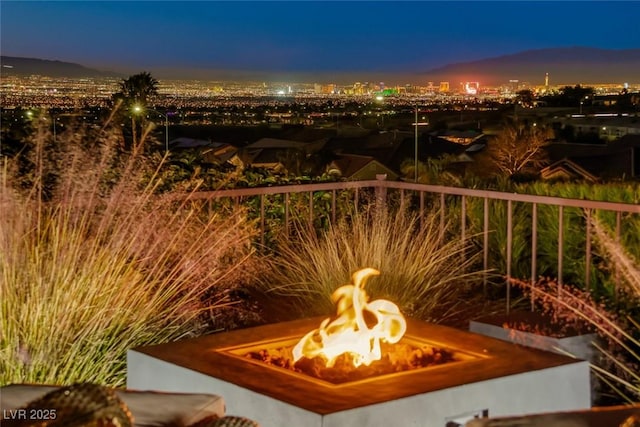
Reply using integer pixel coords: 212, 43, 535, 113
130, 316, 583, 414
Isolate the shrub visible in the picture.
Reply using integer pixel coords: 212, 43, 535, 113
522, 181, 640, 298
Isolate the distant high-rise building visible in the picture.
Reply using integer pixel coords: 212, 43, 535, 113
439, 81, 449, 93
314, 83, 336, 95
465, 82, 480, 95
545, 73, 549, 87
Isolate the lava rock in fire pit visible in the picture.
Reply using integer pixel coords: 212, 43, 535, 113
245, 342, 456, 384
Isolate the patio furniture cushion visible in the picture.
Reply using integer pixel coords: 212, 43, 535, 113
0, 384, 225, 427
465, 404, 640, 427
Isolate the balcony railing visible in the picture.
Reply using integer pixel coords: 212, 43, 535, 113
185, 178, 640, 311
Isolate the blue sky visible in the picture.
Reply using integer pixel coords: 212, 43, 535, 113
2, 1, 639, 79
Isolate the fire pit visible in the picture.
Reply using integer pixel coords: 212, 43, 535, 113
235, 269, 476, 386
127, 270, 590, 427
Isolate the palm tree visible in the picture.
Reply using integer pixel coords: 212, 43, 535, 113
112, 72, 159, 149
114, 71, 159, 109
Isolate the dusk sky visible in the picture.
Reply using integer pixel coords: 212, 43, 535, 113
2, 1, 639, 81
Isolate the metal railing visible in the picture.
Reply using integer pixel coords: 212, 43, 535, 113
187, 178, 640, 311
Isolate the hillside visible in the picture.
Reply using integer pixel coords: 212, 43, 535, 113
421, 47, 640, 86
3, 47, 639, 85
0, 56, 121, 78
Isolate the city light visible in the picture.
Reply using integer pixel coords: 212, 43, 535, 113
465, 82, 480, 95
2, 74, 638, 112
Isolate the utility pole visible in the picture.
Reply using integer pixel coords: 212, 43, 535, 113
413, 104, 429, 183
133, 105, 169, 153
414, 106, 418, 182
52, 112, 84, 143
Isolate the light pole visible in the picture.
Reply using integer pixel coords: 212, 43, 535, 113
412, 104, 429, 182
581, 95, 591, 115
415, 106, 418, 182
133, 105, 169, 153
51, 112, 84, 143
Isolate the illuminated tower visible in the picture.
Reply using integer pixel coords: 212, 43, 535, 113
545, 73, 549, 88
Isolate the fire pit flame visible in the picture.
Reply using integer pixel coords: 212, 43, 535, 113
292, 268, 407, 368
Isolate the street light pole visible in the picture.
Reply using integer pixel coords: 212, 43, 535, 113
162, 113, 168, 154
414, 105, 418, 182
412, 104, 429, 183
133, 105, 169, 153
51, 112, 88, 143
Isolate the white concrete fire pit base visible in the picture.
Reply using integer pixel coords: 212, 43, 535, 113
127, 317, 590, 427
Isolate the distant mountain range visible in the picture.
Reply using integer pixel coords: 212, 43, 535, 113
0, 56, 122, 78
421, 47, 640, 86
2, 47, 640, 85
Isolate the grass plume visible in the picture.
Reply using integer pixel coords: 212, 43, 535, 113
510, 277, 640, 404
258, 207, 487, 322
590, 215, 640, 296
0, 113, 257, 387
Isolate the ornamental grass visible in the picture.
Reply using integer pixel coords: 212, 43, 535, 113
259, 206, 488, 322
509, 219, 640, 404
0, 112, 257, 387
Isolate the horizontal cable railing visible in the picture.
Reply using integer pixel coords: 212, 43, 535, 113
187, 179, 640, 311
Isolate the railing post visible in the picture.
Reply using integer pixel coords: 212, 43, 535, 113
531, 202, 538, 312
506, 200, 513, 314
419, 191, 425, 228
260, 194, 265, 249
483, 197, 489, 297
308, 191, 313, 233
331, 189, 337, 224
285, 192, 290, 237
354, 188, 359, 213
615, 211, 622, 298
558, 206, 564, 295
585, 208, 592, 291
439, 193, 445, 242
461, 195, 466, 244
375, 174, 387, 218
